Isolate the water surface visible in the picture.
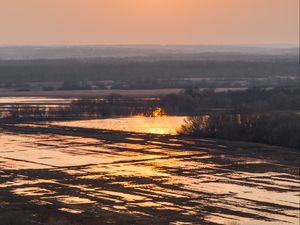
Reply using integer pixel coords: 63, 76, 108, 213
52, 116, 187, 135
0, 97, 73, 104
0, 122, 299, 225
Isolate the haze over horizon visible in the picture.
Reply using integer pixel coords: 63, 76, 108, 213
1, 0, 299, 46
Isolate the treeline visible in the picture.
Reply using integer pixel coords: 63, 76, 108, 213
160, 87, 300, 113
109, 77, 298, 90
173, 87, 300, 148
0, 58, 298, 83
68, 95, 157, 116
2, 88, 299, 121
180, 113, 300, 149
4, 76, 299, 92
1, 95, 158, 121
2, 87, 300, 148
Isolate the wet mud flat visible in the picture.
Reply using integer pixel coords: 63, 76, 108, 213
0, 123, 299, 225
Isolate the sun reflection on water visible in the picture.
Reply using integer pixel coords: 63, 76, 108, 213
51, 115, 187, 135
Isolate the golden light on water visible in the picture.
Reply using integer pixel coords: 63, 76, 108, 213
52, 115, 186, 135
1, 123, 299, 225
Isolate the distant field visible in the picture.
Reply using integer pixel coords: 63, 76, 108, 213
0, 87, 252, 98
0, 89, 182, 98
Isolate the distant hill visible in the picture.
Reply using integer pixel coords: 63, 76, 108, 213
0, 45, 298, 60
0, 45, 298, 85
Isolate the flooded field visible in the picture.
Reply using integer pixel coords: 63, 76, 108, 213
0, 97, 73, 104
0, 119, 299, 225
0, 97, 74, 113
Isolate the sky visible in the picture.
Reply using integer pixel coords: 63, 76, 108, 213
0, 0, 299, 45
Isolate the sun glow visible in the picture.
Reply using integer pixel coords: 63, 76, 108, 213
51, 116, 186, 135
149, 107, 166, 118
135, 107, 166, 118
1, 0, 298, 45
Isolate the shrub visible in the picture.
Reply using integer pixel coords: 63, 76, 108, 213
180, 112, 300, 149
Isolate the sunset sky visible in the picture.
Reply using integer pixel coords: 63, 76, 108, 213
0, 0, 299, 45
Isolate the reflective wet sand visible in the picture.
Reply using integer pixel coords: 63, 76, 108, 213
0, 122, 299, 225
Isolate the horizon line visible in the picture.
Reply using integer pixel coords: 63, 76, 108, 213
0, 43, 299, 48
